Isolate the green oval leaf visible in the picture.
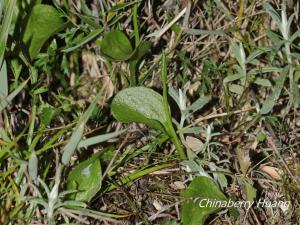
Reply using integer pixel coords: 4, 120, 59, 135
23, 4, 64, 60
67, 152, 102, 202
181, 176, 227, 225
100, 30, 133, 61
111, 87, 167, 132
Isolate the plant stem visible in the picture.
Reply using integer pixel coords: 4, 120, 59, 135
161, 53, 187, 160
129, 0, 140, 86
129, 61, 137, 86
285, 42, 294, 105
133, 0, 140, 47
106, 163, 174, 191
282, 1, 294, 107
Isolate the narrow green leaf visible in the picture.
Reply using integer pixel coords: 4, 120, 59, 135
0, 0, 3, 20
64, 205, 127, 219
293, 82, 300, 108
261, 68, 288, 114
214, 0, 234, 20
186, 96, 210, 115
56, 200, 87, 209
62, 29, 103, 53
29, 198, 49, 210
184, 28, 226, 36
265, 30, 283, 45
263, 3, 282, 30
77, 129, 126, 148
248, 66, 282, 75
66, 152, 102, 202
111, 87, 167, 132
23, 4, 64, 59
27, 99, 37, 146
161, 53, 186, 160
289, 30, 300, 43
80, 0, 92, 16
223, 74, 244, 84
0, 0, 16, 64
246, 48, 271, 63
0, 79, 29, 113
61, 120, 89, 165
28, 151, 38, 181
77, 14, 102, 29
293, 71, 300, 107
168, 87, 180, 108
0, 60, 8, 97
231, 42, 245, 70
286, 12, 296, 37
62, 88, 104, 165
109, 2, 137, 12
254, 78, 272, 87
181, 176, 227, 225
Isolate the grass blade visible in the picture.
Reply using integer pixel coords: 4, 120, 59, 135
0, 0, 16, 65
0, 1, 3, 21
261, 67, 288, 114
0, 60, 8, 97
61, 87, 104, 165
0, 79, 29, 113
62, 29, 103, 53
77, 129, 127, 149
161, 53, 186, 160
184, 29, 226, 36
28, 151, 38, 182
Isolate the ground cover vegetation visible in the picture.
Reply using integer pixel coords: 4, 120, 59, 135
0, 0, 300, 224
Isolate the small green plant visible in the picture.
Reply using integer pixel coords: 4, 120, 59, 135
264, 1, 300, 109
19, 92, 127, 223
99, 30, 151, 86
111, 53, 231, 224
111, 53, 187, 159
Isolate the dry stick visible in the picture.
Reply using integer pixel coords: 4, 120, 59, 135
189, 106, 256, 127
266, 136, 297, 182
59, 209, 89, 224
146, 7, 187, 39
102, 133, 130, 180
250, 208, 262, 225
148, 202, 179, 221
59, 208, 120, 224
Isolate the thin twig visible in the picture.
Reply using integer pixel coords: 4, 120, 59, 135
183, 107, 256, 131
102, 133, 130, 180
146, 7, 187, 39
